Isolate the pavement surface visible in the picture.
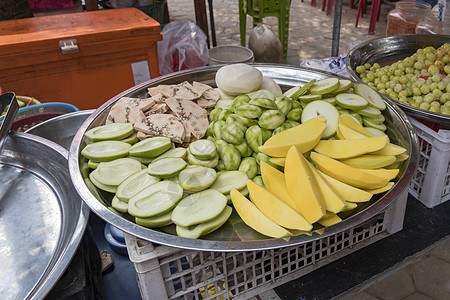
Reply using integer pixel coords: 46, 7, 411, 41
165, 1, 450, 299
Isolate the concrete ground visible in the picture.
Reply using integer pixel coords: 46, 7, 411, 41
166, 1, 450, 299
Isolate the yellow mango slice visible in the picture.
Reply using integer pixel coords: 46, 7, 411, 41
318, 212, 342, 227
309, 164, 347, 213
338, 114, 374, 136
314, 135, 388, 159
338, 123, 371, 139
358, 168, 399, 181
395, 154, 409, 162
370, 142, 407, 156
310, 152, 388, 189
364, 182, 395, 194
230, 189, 293, 238
342, 202, 358, 211
316, 169, 373, 202
260, 161, 298, 211
335, 127, 345, 140
247, 181, 312, 231
269, 157, 285, 167
259, 117, 326, 157
339, 154, 397, 169
285, 146, 326, 224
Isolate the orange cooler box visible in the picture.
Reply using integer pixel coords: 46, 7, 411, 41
0, 8, 162, 110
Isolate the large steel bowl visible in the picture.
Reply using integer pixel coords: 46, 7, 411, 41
0, 132, 90, 300
68, 64, 419, 252
346, 34, 450, 128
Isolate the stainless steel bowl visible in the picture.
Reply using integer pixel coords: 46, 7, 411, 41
68, 64, 419, 252
0, 132, 90, 300
346, 34, 450, 128
25, 110, 95, 150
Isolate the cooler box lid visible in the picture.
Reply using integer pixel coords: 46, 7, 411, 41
0, 8, 162, 70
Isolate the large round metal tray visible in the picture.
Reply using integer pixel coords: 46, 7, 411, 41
0, 132, 90, 300
68, 64, 419, 252
346, 34, 450, 129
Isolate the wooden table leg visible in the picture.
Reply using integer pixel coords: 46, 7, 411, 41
85, 0, 98, 11
193, 0, 210, 48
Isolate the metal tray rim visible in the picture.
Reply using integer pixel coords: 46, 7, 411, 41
68, 64, 419, 252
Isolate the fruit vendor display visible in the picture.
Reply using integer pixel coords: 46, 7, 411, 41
79, 63, 409, 240
355, 43, 450, 115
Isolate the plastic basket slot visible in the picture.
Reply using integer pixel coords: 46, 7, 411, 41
127, 199, 401, 300
408, 118, 450, 207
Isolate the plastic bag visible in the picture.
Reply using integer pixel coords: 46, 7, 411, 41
300, 56, 350, 78
248, 24, 283, 63
300, 41, 365, 78
157, 19, 210, 75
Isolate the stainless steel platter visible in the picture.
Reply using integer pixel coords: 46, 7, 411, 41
68, 64, 419, 252
25, 110, 95, 150
346, 34, 450, 129
0, 133, 90, 300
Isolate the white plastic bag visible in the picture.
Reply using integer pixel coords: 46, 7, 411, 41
248, 24, 283, 63
300, 56, 350, 78
157, 19, 210, 75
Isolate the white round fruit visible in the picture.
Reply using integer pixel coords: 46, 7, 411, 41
258, 76, 282, 97
215, 63, 263, 96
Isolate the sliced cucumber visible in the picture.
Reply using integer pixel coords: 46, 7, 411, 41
301, 100, 339, 139
322, 97, 337, 105
81, 140, 131, 162
365, 127, 388, 139
324, 79, 353, 96
128, 156, 154, 164
111, 196, 128, 213
355, 106, 381, 117
350, 112, 364, 125
88, 159, 100, 169
335, 93, 369, 110
94, 158, 142, 186
298, 94, 322, 103
85, 123, 134, 141
116, 169, 161, 202
188, 140, 217, 160
179, 166, 217, 192
354, 83, 386, 110
128, 181, 183, 218
176, 205, 232, 239
171, 189, 228, 227
187, 150, 219, 168
120, 132, 139, 144
153, 147, 187, 161
135, 210, 173, 228
89, 170, 118, 193
283, 79, 316, 100
363, 114, 385, 125
210, 170, 248, 194
309, 78, 340, 95
129, 136, 172, 158
363, 118, 387, 131
147, 157, 187, 178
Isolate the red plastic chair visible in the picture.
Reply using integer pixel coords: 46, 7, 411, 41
355, 0, 381, 34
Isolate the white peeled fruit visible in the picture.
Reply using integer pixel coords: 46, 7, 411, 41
215, 63, 263, 96
301, 100, 340, 139
258, 76, 282, 97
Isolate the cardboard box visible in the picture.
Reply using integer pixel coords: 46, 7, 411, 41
0, 8, 162, 109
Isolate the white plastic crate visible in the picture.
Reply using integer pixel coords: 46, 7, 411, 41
124, 188, 409, 300
408, 117, 450, 208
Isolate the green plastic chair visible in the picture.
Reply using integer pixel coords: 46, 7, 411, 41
239, 0, 292, 62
